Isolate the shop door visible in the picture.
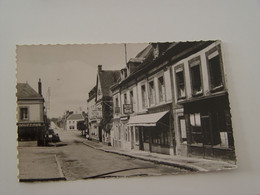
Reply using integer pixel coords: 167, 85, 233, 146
130, 127, 134, 149
201, 114, 213, 157
98, 126, 102, 142
139, 127, 144, 151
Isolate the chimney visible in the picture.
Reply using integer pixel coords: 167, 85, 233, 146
38, 78, 42, 96
98, 65, 102, 72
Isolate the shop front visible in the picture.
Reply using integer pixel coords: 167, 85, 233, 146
127, 110, 173, 155
182, 94, 235, 160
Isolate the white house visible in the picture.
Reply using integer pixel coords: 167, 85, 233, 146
66, 114, 84, 130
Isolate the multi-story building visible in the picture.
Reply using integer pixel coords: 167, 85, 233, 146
110, 43, 175, 154
110, 41, 235, 160
17, 79, 46, 144
87, 65, 120, 144
66, 113, 85, 130
171, 40, 235, 160
87, 86, 99, 140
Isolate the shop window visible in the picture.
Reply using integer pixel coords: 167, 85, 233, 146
152, 129, 160, 144
143, 129, 149, 143
189, 57, 203, 96
175, 65, 186, 99
179, 117, 187, 143
20, 107, 29, 120
207, 49, 224, 91
135, 127, 139, 143
158, 76, 165, 102
148, 80, 155, 106
141, 84, 147, 109
190, 113, 203, 145
118, 126, 121, 140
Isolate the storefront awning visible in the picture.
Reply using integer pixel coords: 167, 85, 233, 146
127, 111, 168, 127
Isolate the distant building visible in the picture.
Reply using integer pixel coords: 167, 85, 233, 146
66, 113, 85, 130
87, 86, 98, 140
17, 79, 45, 143
86, 65, 120, 144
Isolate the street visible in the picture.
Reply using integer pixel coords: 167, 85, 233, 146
52, 123, 189, 180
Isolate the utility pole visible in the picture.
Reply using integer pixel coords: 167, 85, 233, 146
124, 43, 128, 65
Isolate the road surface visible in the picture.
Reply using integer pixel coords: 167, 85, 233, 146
51, 122, 189, 180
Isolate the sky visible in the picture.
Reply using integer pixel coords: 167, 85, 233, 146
17, 43, 148, 118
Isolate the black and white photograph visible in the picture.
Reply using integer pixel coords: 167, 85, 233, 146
17, 41, 237, 182
1, 1, 260, 194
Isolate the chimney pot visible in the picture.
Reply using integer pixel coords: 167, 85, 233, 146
98, 65, 102, 72
38, 78, 42, 96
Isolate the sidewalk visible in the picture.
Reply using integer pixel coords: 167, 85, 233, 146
82, 139, 237, 172
17, 141, 66, 182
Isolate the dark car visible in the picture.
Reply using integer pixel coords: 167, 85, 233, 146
45, 129, 60, 143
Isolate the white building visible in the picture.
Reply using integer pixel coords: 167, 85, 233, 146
17, 79, 45, 143
66, 114, 84, 130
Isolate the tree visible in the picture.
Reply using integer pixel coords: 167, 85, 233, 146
77, 121, 87, 136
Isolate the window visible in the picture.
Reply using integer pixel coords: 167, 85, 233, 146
129, 90, 134, 112
124, 93, 127, 104
158, 76, 165, 102
135, 127, 139, 143
115, 97, 120, 114
175, 65, 186, 99
179, 117, 187, 143
190, 113, 203, 145
20, 107, 28, 120
207, 48, 224, 91
143, 128, 149, 143
148, 80, 155, 106
141, 84, 147, 109
189, 57, 203, 96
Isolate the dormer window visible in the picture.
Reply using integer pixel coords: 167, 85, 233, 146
153, 44, 159, 59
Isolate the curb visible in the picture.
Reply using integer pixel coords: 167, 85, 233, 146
82, 141, 207, 172
55, 155, 66, 180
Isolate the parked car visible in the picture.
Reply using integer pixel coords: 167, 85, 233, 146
45, 129, 60, 143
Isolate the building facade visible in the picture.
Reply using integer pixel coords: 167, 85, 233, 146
87, 86, 99, 141
171, 41, 235, 160
110, 41, 235, 160
110, 43, 175, 154
86, 65, 120, 144
66, 113, 85, 130
17, 79, 46, 144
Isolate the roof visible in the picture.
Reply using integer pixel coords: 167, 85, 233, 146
67, 114, 84, 121
118, 41, 215, 87
135, 44, 153, 58
99, 70, 121, 96
17, 83, 43, 100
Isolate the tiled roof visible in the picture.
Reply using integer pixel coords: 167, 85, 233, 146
17, 83, 43, 100
99, 70, 121, 96
67, 114, 84, 120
